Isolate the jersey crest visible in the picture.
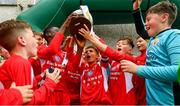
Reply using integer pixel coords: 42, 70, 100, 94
87, 70, 93, 76
152, 38, 160, 46
39, 58, 46, 65
55, 55, 61, 62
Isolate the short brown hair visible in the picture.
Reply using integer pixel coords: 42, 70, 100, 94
136, 35, 141, 40
85, 45, 100, 56
0, 20, 31, 52
146, 1, 177, 25
117, 36, 134, 48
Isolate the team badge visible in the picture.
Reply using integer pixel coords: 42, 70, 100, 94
39, 58, 45, 65
152, 38, 160, 46
55, 55, 61, 62
87, 70, 93, 76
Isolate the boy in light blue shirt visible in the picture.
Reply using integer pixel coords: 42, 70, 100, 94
121, 0, 180, 105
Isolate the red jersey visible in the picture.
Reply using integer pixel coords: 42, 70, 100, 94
104, 47, 137, 104
30, 32, 65, 85
80, 62, 112, 105
0, 55, 56, 104
133, 50, 146, 105
108, 61, 126, 104
0, 88, 22, 105
29, 58, 41, 77
64, 54, 81, 105
36, 32, 70, 104
35, 32, 65, 74
37, 50, 70, 104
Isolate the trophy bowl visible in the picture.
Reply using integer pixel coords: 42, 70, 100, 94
69, 16, 91, 40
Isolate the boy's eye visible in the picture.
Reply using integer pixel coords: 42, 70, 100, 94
37, 38, 42, 40
122, 43, 127, 45
146, 18, 150, 22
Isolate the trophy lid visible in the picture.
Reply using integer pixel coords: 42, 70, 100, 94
69, 16, 91, 40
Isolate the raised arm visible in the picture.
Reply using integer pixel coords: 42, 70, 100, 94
79, 25, 136, 62
65, 33, 86, 75
79, 25, 107, 52
38, 13, 75, 57
74, 33, 86, 61
132, 0, 149, 39
64, 36, 75, 60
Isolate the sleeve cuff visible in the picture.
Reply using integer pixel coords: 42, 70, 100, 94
132, 8, 140, 14
137, 66, 144, 77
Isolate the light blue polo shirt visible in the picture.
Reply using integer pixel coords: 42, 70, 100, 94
137, 29, 180, 105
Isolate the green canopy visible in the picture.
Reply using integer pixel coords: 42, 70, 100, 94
17, 0, 180, 32
17, 0, 79, 32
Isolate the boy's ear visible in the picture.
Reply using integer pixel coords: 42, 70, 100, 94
161, 13, 169, 23
17, 36, 26, 46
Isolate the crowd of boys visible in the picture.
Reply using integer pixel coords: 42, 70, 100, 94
0, 0, 180, 105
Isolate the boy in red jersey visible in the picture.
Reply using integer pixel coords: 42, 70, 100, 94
133, 36, 147, 105
0, 20, 61, 105
32, 14, 76, 105
34, 31, 45, 46
80, 46, 112, 104
79, 25, 138, 104
68, 32, 112, 104
62, 36, 82, 105
109, 37, 137, 104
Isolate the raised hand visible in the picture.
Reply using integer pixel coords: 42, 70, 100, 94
133, 0, 142, 10
79, 24, 107, 52
78, 24, 93, 41
74, 34, 86, 48
64, 13, 78, 28
120, 60, 138, 73
65, 36, 74, 48
59, 13, 77, 33
10, 82, 33, 104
